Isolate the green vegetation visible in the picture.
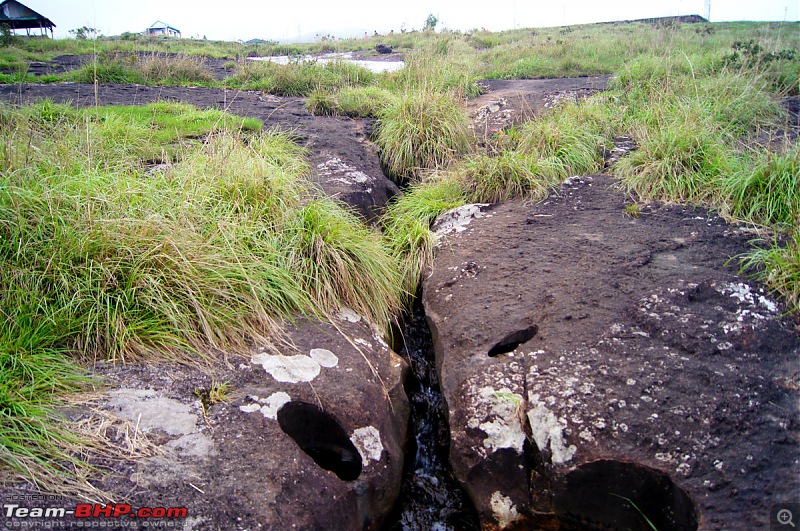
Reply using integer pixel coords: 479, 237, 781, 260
307, 86, 397, 117
0, 100, 401, 490
375, 89, 471, 180
0, 18, 799, 493
381, 176, 466, 296
69, 52, 217, 86
226, 58, 374, 96
374, 20, 798, 315
740, 230, 800, 313
723, 145, 799, 230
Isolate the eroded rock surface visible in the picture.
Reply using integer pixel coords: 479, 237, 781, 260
3, 315, 409, 531
468, 77, 610, 139
424, 174, 799, 529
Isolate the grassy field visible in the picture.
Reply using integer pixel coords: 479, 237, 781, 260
1, 19, 798, 493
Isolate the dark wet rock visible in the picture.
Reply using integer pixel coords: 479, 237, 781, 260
376, 44, 393, 55
313, 151, 400, 222
603, 135, 636, 167
423, 174, 799, 529
385, 302, 481, 531
2, 314, 409, 530
0, 83, 399, 221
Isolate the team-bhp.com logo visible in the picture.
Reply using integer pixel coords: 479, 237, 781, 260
4, 503, 188, 519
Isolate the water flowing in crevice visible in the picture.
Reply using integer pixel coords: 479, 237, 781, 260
384, 300, 480, 531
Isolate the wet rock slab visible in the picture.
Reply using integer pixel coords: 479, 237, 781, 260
423, 174, 800, 529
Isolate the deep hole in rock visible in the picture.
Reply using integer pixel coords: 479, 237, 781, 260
553, 459, 698, 531
488, 324, 538, 357
277, 401, 362, 481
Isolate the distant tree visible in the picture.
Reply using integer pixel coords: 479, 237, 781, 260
0, 24, 16, 47
424, 14, 438, 31
69, 26, 99, 40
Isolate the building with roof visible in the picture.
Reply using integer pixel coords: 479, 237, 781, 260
145, 21, 180, 38
0, 0, 55, 37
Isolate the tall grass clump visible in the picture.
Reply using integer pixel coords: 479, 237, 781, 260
458, 151, 557, 203
69, 54, 142, 84
375, 89, 471, 181
615, 116, 731, 204
723, 145, 799, 230
611, 57, 742, 204
228, 59, 374, 96
307, 86, 397, 118
137, 53, 215, 84
381, 175, 466, 296
740, 230, 800, 315
0, 102, 403, 488
517, 97, 614, 177
385, 39, 481, 97
281, 200, 401, 324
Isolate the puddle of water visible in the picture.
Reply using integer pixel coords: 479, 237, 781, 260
247, 52, 404, 73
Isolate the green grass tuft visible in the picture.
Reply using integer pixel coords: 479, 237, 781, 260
381, 176, 466, 297
740, 230, 800, 315
228, 59, 374, 96
723, 145, 799, 229
459, 151, 556, 203
0, 102, 403, 491
375, 89, 471, 181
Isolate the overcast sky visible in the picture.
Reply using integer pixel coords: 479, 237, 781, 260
22, 0, 800, 42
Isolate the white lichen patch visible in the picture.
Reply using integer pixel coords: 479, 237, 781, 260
719, 281, 779, 314
309, 348, 339, 368
432, 204, 489, 240
351, 426, 383, 464
476, 387, 527, 454
107, 389, 197, 437
526, 398, 577, 465
259, 392, 292, 419
251, 353, 321, 383
317, 157, 373, 188
490, 491, 521, 528
336, 307, 362, 323
239, 391, 291, 420
354, 338, 373, 349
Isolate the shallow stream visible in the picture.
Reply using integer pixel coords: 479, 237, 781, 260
384, 301, 480, 531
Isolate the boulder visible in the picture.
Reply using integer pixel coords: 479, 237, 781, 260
423, 174, 800, 529
3, 314, 409, 531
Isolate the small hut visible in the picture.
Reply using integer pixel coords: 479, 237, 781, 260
145, 21, 181, 38
0, 0, 55, 37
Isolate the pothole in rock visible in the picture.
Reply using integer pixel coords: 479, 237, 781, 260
553, 459, 698, 531
487, 325, 538, 357
277, 401, 362, 481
